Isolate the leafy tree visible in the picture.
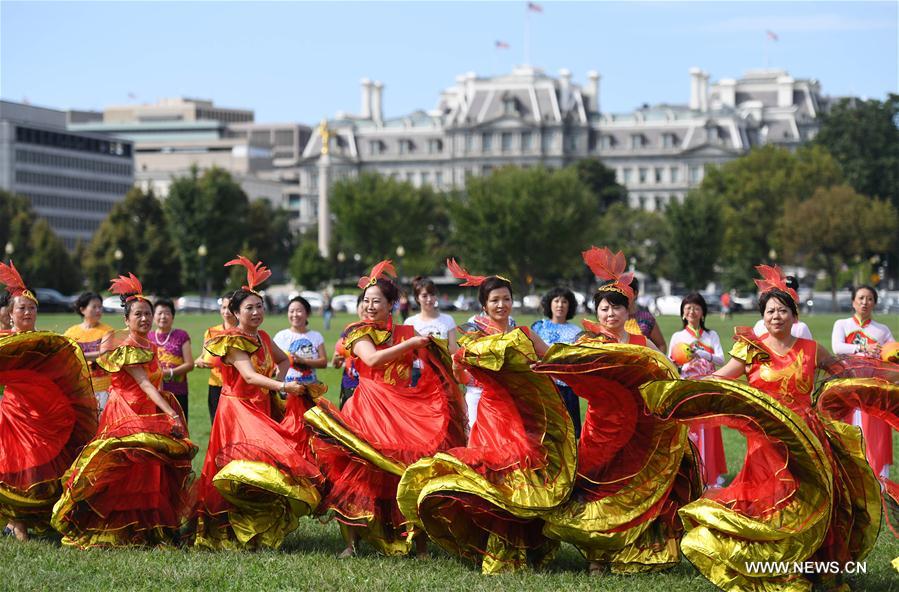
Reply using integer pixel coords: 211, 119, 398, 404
289, 239, 331, 289
596, 202, 670, 279
664, 191, 723, 291
449, 165, 600, 292
570, 159, 627, 214
697, 144, 843, 289
245, 199, 294, 281
331, 173, 449, 277
815, 94, 899, 208
779, 185, 898, 310
85, 187, 182, 295
165, 166, 250, 291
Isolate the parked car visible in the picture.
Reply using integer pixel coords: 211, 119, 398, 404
331, 294, 359, 313
175, 295, 220, 313
102, 296, 122, 313
33, 288, 77, 313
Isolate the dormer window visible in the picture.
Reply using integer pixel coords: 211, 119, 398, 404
369, 140, 385, 155
503, 96, 519, 116
661, 133, 678, 148
399, 139, 415, 154
630, 134, 646, 149
600, 135, 615, 150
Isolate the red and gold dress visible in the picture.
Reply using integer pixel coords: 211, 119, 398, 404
194, 329, 323, 550
531, 326, 701, 573
641, 328, 882, 591
51, 333, 196, 547
397, 325, 576, 574
0, 330, 97, 533
305, 321, 466, 556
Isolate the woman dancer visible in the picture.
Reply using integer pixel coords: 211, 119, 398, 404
667, 293, 727, 487
64, 292, 114, 413
532, 248, 699, 575
52, 274, 196, 547
0, 261, 97, 541
304, 260, 466, 559
832, 285, 895, 479
642, 265, 881, 591
398, 259, 574, 574
194, 256, 323, 550
194, 295, 237, 420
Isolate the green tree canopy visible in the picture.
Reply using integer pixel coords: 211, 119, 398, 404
245, 199, 295, 282
449, 165, 600, 292
663, 191, 723, 291
85, 187, 182, 296
696, 144, 843, 289
165, 166, 250, 291
569, 158, 627, 214
330, 172, 449, 278
596, 202, 670, 280
779, 184, 898, 310
289, 238, 331, 289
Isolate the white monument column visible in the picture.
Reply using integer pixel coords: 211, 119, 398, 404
316, 119, 332, 258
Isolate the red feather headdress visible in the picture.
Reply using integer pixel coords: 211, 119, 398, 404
108, 273, 149, 303
754, 265, 797, 303
358, 259, 397, 290
582, 246, 635, 302
225, 255, 272, 295
0, 260, 37, 303
446, 258, 510, 287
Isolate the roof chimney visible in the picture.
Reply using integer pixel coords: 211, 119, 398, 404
689, 67, 702, 111
586, 70, 600, 113
360, 78, 372, 119
372, 81, 384, 125
699, 71, 710, 112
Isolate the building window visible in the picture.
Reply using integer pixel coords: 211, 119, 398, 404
638, 168, 648, 184
521, 131, 533, 152
464, 133, 473, 153
600, 135, 615, 150
369, 140, 385, 155
482, 164, 493, 176
622, 168, 633, 184
501, 133, 513, 153
421, 172, 430, 185
661, 133, 677, 148
428, 139, 443, 154
565, 134, 577, 152
399, 139, 415, 155
706, 125, 720, 144
630, 134, 645, 150
689, 165, 703, 184
435, 171, 443, 187
670, 166, 680, 183
503, 97, 518, 116
654, 167, 664, 184
638, 195, 647, 210
481, 133, 493, 152
541, 131, 554, 152
655, 195, 665, 210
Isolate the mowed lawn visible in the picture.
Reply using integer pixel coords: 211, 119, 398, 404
4, 310, 898, 591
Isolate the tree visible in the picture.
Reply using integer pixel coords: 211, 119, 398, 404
0, 190, 80, 292
664, 191, 723, 291
596, 202, 670, 279
779, 185, 898, 310
815, 94, 899, 209
165, 166, 250, 292
449, 165, 600, 292
244, 199, 294, 281
331, 173, 449, 277
696, 144, 843, 289
85, 187, 183, 295
289, 239, 331, 289
569, 159, 627, 214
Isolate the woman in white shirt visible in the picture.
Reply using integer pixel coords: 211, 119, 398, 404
668, 293, 727, 487
831, 285, 896, 479
404, 277, 458, 388
273, 296, 327, 384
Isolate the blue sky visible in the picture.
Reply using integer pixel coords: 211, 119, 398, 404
2, 1, 896, 124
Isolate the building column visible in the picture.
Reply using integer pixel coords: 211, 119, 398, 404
317, 154, 331, 258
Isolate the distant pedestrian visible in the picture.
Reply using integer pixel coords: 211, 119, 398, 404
720, 290, 732, 320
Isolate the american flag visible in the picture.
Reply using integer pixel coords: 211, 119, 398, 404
495, 40, 510, 49
527, 2, 542, 13
766, 30, 779, 41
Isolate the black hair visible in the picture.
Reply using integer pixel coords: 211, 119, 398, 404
785, 275, 799, 292
73, 292, 102, 317
411, 276, 437, 304
541, 287, 577, 320
153, 298, 176, 317
680, 293, 708, 330
0, 290, 9, 308
758, 289, 798, 318
288, 295, 312, 315
852, 285, 878, 303
121, 294, 151, 318
362, 278, 399, 304
477, 276, 514, 307
629, 276, 640, 295
228, 289, 264, 316
593, 288, 630, 311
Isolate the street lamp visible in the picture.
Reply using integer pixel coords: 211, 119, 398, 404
198, 244, 208, 312
336, 251, 346, 283
395, 245, 405, 283
4, 242, 13, 258
113, 248, 124, 275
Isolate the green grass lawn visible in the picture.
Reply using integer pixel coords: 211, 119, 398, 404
3, 310, 898, 590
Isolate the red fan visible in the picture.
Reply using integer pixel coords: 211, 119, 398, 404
358, 259, 397, 290
226, 255, 272, 292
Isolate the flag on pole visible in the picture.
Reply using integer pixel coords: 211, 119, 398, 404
766, 30, 779, 41
127, 92, 137, 100
527, 2, 542, 13
495, 40, 510, 49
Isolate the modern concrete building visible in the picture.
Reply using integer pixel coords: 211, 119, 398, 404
69, 99, 309, 207
0, 100, 134, 249
294, 66, 828, 252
